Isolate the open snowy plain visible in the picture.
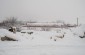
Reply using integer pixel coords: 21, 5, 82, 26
0, 25, 85, 55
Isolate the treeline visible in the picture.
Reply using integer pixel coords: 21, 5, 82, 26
0, 17, 37, 29
0, 17, 23, 29
0, 17, 77, 30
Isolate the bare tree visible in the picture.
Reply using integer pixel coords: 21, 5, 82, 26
2, 17, 17, 27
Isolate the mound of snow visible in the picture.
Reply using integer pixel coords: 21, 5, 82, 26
0, 29, 9, 37
0, 29, 29, 41
71, 24, 85, 37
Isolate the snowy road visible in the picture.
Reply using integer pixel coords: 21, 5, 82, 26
0, 42, 85, 55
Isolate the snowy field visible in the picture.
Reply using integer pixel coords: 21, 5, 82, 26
0, 25, 85, 55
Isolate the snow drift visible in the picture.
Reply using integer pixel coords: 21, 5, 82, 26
71, 24, 85, 38
0, 29, 29, 41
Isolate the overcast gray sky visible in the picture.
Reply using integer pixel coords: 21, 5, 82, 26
0, 0, 85, 24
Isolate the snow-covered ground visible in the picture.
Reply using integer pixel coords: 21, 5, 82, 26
0, 25, 85, 55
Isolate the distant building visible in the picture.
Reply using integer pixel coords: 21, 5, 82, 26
21, 22, 66, 31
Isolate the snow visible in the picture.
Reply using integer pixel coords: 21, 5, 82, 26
71, 24, 85, 37
0, 29, 29, 41
0, 25, 85, 55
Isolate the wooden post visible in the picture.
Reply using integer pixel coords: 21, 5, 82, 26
77, 18, 78, 26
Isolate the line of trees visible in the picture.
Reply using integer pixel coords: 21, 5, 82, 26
0, 17, 38, 29
0, 17, 77, 30
0, 17, 23, 29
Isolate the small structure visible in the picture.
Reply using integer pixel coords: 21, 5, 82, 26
9, 26, 16, 33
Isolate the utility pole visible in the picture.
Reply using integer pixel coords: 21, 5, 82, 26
77, 17, 78, 26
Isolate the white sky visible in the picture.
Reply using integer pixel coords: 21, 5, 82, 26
0, 0, 85, 24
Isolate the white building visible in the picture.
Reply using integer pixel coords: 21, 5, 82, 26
21, 22, 67, 31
